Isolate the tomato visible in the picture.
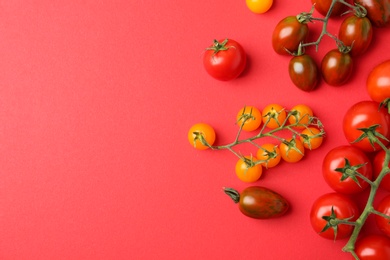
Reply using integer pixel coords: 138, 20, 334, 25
321, 49, 353, 86
288, 104, 314, 128
288, 54, 319, 92
203, 39, 246, 81
338, 15, 373, 57
373, 149, 390, 191
272, 16, 309, 55
235, 156, 262, 182
310, 193, 359, 240
300, 127, 324, 150
188, 123, 216, 150
224, 186, 289, 219
367, 60, 390, 104
322, 145, 372, 194
375, 195, 390, 237
256, 143, 281, 168
279, 138, 305, 163
355, 234, 390, 259
354, 0, 390, 27
311, 0, 347, 17
236, 106, 262, 132
343, 100, 390, 152
246, 0, 273, 14
262, 104, 287, 129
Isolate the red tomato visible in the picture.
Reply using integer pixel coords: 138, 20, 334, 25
310, 193, 359, 240
375, 195, 390, 237
203, 39, 246, 81
367, 60, 390, 103
355, 234, 390, 259
354, 0, 390, 27
312, 0, 347, 16
272, 16, 309, 55
322, 145, 372, 194
321, 49, 353, 86
288, 54, 319, 91
373, 149, 390, 191
338, 15, 373, 56
343, 101, 390, 152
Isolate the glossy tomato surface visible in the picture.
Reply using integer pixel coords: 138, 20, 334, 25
288, 54, 319, 91
375, 195, 390, 237
373, 149, 390, 191
367, 60, 390, 103
355, 0, 390, 27
312, 0, 347, 16
321, 49, 353, 86
355, 234, 390, 259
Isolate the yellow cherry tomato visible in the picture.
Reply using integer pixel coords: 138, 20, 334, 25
235, 156, 262, 182
246, 0, 273, 14
300, 127, 324, 150
256, 143, 281, 168
279, 138, 305, 163
236, 106, 262, 132
188, 123, 216, 150
288, 104, 313, 128
262, 104, 287, 129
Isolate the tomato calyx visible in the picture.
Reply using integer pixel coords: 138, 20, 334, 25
223, 187, 240, 204
334, 158, 370, 187
205, 39, 232, 55
263, 106, 286, 128
296, 6, 315, 24
192, 131, 212, 148
321, 206, 356, 240
352, 124, 390, 150
237, 106, 257, 126
281, 138, 304, 157
379, 98, 390, 114
352, 3, 368, 18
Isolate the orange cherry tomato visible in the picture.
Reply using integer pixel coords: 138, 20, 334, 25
236, 106, 262, 132
188, 123, 216, 150
262, 104, 287, 129
246, 0, 273, 14
279, 138, 305, 163
235, 156, 263, 182
300, 127, 324, 150
256, 143, 281, 168
288, 104, 313, 128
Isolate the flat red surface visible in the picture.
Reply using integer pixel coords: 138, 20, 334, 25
1, 1, 390, 259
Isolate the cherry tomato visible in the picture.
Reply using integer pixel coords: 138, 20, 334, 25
262, 104, 287, 129
321, 49, 353, 86
355, 0, 390, 27
236, 106, 262, 132
256, 143, 281, 168
375, 195, 390, 237
322, 145, 372, 194
272, 16, 309, 55
373, 149, 390, 191
367, 60, 390, 103
300, 127, 324, 150
311, 0, 347, 17
355, 234, 390, 259
343, 100, 390, 152
338, 15, 373, 56
224, 186, 289, 219
246, 0, 273, 14
310, 193, 359, 240
188, 123, 216, 150
235, 156, 262, 182
203, 39, 246, 81
279, 138, 305, 163
288, 104, 314, 128
288, 54, 319, 92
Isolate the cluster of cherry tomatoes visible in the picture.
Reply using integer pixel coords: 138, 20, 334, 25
309, 60, 390, 259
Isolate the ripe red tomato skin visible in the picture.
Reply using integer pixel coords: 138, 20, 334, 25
321, 49, 353, 86
343, 100, 390, 152
322, 145, 372, 194
373, 149, 390, 191
354, 0, 390, 27
203, 39, 246, 81
355, 234, 390, 259
338, 15, 373, 56
288, 54, 319, 92
312, 0, 347, 16
375, 195, 390, 236
272, 16, 309, 55
310, 193, 359, 240
367, 60, 390, 103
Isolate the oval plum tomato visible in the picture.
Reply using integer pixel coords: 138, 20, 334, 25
367, 60, 390, 104
373, 149, 390, 191
203, 39, 246, 81
236, 106, 262, 132
355, 0, 390, 27
338, 15, 373, 56
279, 138, 305, 163
311, 0, 347, 16
256, 143, 281, 168
246, 0, 273, 14
322, 145, 372, 194
375, 195, 390, 237
188, 123, 216, 150
288, 104, 313, 128
235, 156, 262, 182
288, 54, 319, 92
321, 49, 353, 86
272, 16, 309, 55
310, 192, 359, 240
300, 127, 324, 150
262, 104, 287, 129
224, 186, 289, 219
355, 234, 390, 259
343, 100, 390, 152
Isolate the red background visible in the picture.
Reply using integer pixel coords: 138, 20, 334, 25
1, 1, 390, 259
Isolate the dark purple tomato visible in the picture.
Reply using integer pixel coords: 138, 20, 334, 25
354, 0, 390, 27
288, 54, 319, 91
321, 49, 353, 86
312, 0, 347, 17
